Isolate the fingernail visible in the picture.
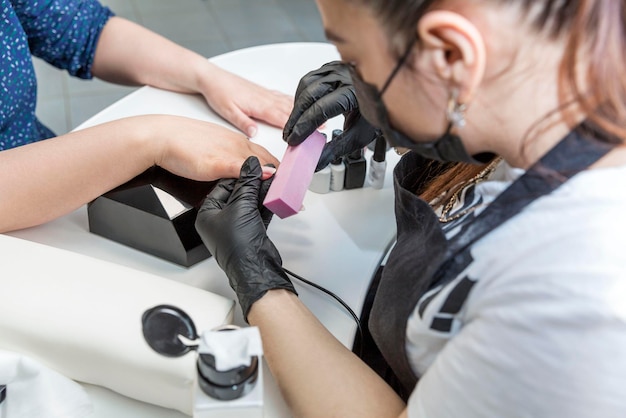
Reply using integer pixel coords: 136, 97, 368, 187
262, 166, 277, 177
247, 126, 258, 138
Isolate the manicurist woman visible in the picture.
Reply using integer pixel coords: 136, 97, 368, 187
195, 1, 626, 417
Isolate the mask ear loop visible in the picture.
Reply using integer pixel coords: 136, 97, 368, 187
380, 38, 418, 95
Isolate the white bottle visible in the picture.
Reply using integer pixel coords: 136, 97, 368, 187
368, 135, 387, 190
330, 158, 345, 191
308, 165, 331, 194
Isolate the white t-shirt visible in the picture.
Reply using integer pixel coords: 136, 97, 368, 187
405, 161, 626, 418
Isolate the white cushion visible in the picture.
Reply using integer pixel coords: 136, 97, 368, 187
0, 234, 234, 414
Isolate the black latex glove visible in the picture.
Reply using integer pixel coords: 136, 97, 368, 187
195, 156, 297, 321
282, 61, 380, 171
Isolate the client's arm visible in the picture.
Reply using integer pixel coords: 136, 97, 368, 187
91, 17, 293, 138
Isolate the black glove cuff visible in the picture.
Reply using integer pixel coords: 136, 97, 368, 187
238, 272, 298, 323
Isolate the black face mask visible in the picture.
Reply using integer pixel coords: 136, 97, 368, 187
347, 41, 492, 164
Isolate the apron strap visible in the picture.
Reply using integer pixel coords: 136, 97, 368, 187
435, 126, 615, 286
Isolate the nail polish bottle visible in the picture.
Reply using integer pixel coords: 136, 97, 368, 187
307, 132, 330, 194
329, 128, 345, 191
344, 148, 366, 190
368, 135, 387, 189
330, 157, 345, 191
308, 165, 331, 194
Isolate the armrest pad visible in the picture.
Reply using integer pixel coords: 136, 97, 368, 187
0, 234, 234, 415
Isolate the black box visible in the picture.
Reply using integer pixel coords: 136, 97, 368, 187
88, 167, 217, 267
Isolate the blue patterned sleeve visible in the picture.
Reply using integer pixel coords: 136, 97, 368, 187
10, 0, 114, 79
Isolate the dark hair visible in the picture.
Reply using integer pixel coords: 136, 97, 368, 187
352, 0, 626, 201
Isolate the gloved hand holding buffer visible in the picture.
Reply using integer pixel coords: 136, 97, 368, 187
195, 157, 297, 321
282, 61, 380, 170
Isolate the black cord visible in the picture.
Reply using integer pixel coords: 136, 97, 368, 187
282, 267, 363, 357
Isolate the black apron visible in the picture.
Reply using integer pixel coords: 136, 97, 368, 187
363, 125, 615, 400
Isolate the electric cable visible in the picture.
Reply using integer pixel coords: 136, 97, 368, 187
282, 267, 363, 357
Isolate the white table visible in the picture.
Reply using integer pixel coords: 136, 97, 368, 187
7, 42, 399, 417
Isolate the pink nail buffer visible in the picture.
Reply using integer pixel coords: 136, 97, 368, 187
263, 131, 326, 219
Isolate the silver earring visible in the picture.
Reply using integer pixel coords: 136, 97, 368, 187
446, 89, 467, 128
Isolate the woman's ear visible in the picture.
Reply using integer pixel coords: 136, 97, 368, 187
413, 10, 486, 104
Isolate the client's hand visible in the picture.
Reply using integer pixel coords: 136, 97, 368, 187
195, 156, 297, 321
151, 115, 279, 182
199, 64, 293, 138
282, 61, 379, 170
